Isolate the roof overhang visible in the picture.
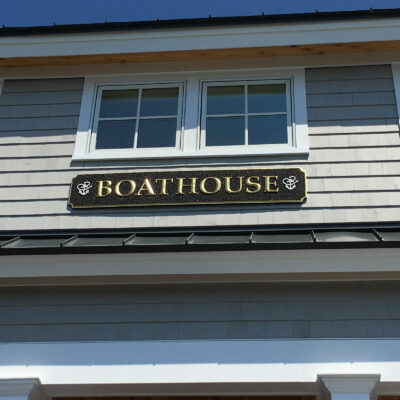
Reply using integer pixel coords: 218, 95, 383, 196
2, 14, 400, 68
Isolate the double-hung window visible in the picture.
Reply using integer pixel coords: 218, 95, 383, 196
73, 68, 308, 161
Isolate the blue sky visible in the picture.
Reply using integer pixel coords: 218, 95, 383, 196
1, 0, 400, 27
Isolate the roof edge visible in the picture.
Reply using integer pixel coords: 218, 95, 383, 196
2, 8, 400, 37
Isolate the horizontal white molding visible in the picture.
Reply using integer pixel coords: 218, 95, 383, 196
72, 146, 310, 161
2, 18, 400, 59
1, 248, 400, 284
0, 339, 400, 394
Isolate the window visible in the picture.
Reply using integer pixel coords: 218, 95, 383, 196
201, 80, 291, 148
73, 68, 308, 161
91, 83, 183, 151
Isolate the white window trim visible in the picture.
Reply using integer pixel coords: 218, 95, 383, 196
72, 68, 309, 161
392, 63, 400, 130
199, 78, 293, 149
89, 82, 184, 154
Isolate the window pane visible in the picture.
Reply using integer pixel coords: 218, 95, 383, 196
248, 84, 287, 114
207, 86, 244, 115
95, 120, 135, 149
140, 88, 179, 117
137, 118, 177, 148
206, 117, 245, 146
248, 115, 288, 145
99, 90, 138, 118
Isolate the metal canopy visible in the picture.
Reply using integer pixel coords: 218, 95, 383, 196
188, 233, 251, 245
376, 230, 400, 242
251, 233, 313, 244
124, 234, 189, 246
314, 231, 379, 243
0, 224, 399, 255
61, 235, 128, 247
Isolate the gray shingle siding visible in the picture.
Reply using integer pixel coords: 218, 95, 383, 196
1, 281, 400, 342
0, 65, 399, 229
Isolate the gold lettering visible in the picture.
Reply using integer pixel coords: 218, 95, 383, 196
115, 179, 136, 197
263, 176, 279, 193
176, 177, 198, 195
200, 177, 222, 194
224, 176, 244, 194
155, 178, 174, 195
97, 180, 112, 197
246, 176, 262, 193
136, 178, 156, 196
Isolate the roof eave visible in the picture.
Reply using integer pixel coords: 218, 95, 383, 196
1, 8, 400, 37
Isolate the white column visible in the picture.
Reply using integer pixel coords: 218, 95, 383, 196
319, 375, 380, 400
0, 379, 48, 400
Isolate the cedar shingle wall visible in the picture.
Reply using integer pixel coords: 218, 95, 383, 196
0, 65, 399, 229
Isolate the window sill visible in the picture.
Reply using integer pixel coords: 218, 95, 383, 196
72, 145, 309, 162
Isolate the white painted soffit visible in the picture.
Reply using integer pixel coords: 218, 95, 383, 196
1, 17, 400, 58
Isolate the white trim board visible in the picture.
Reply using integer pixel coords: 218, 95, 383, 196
1, 18, 400, 59
0, 339, 400, 396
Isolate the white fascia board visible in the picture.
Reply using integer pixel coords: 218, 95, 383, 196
0, 339, 399, 391
1, 248, 400, 283
1, 18, 400, 58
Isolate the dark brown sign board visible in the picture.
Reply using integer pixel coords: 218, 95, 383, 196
69, 168, 307, 208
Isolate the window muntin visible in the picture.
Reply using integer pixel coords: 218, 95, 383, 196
201, 80, 292, 148
90, 83, 183, 151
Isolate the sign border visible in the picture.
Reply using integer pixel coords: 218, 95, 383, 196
68, 167, 308, 209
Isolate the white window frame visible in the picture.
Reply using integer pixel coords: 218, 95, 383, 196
89, 82, 184, 156
72, 68, 309, 161
200, 78, 293, 149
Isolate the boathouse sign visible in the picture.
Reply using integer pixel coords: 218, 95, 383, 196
68, 168, 307, 208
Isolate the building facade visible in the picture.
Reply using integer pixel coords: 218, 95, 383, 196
1, 9, 400, 400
